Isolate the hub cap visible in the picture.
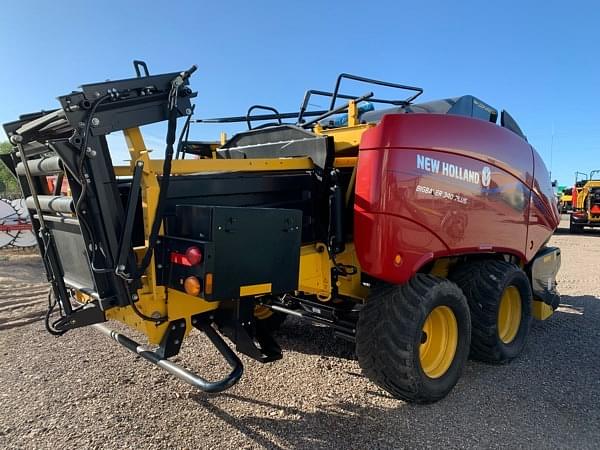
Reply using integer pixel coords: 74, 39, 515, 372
419, 306, 458, 379
497, 286, 522, 344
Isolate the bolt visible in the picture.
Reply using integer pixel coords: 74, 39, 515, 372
86, 147, 96, 157
156, 239, 161, 245
9, 134, 23, 144
157, 264, 163, 269
117, 264, 126, 272
91, 117, 100, 127
174, 340, 180, 345
192, 319, 197, 324
171, 325, 176, 330
217, 226, 222, 230
131, 294, 139, 301
185, 108, 192, 115
136, 161, 144, 167
180, 323, 185, 328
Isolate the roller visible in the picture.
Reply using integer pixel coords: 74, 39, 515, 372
25, 195, 74, 214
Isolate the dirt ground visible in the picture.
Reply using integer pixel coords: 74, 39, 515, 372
0, 219, 599, 449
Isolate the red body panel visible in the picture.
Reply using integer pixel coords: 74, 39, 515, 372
354, 114, 559, 284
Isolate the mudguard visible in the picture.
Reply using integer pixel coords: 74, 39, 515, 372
528, 246, 561, 310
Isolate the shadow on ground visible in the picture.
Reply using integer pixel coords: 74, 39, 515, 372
191, 292, 600, 449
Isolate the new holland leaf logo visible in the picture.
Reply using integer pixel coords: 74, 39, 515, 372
481, 166, 491, 187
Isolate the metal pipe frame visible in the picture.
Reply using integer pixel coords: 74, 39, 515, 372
93, 321, 243, 393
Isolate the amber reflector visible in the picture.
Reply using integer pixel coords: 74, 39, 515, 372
184, 276, 201, 296
204, 273, 213, 295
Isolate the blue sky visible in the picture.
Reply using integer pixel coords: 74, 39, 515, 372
1, 0, 598, 186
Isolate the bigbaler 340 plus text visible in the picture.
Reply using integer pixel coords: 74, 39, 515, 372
2, 63, 561, 402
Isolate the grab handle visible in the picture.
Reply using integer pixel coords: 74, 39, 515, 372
93, 321, 243, 393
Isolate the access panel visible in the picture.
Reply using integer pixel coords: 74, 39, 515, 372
159, 205, 302, 301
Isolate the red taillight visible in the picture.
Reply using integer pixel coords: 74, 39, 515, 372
170, 252, 191, 266
185, 246, 203, 265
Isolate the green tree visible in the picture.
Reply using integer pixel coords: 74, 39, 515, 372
0, 141, 19, 196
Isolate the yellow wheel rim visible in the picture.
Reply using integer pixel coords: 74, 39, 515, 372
497, 286, 522, 344
254, 305, 273, 320
419, 306, 458, 379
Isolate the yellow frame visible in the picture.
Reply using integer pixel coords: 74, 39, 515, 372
100, 123, 369, 344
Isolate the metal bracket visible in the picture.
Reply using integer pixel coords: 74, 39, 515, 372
53, 302, 106, 331
115, 160, 143, 280
215, 299, 282, 363
157, 318, 186, 359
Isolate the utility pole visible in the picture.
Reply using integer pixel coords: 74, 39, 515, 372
549, 122, 555, 180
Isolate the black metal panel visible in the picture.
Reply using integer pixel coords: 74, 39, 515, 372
161, 206, 302, 301
163, 171, 319, 242
57, 72, 195, 137
501, 110, 527, 141
0, 153, 16, 176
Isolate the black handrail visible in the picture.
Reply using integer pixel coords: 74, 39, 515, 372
297, 89, 410, 124
196, 109, 328, 124
301, 92, 374, 129
93, 321, 244, 393
133, 60, 150, 78
246, 105, 283, 130
194, 73, 423, 128
328, 73, 422, 110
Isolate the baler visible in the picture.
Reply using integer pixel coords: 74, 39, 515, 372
2, 62, 561, 403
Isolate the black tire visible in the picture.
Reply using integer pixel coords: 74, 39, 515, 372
255, 309, 287, 333
569, 216, 584, 234
356, 274, 471, 403
451, 260, 532, 364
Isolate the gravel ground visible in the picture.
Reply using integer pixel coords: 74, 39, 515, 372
1, 219, 599, 449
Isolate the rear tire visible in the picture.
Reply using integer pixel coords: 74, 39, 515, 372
356, 274, 471, 403
569, 216, 584, 234
254, 306, 287, 333
451, 260, 532, 363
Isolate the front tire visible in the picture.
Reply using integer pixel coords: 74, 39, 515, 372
356, 274, 471, 403
451, 260, 532, 363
